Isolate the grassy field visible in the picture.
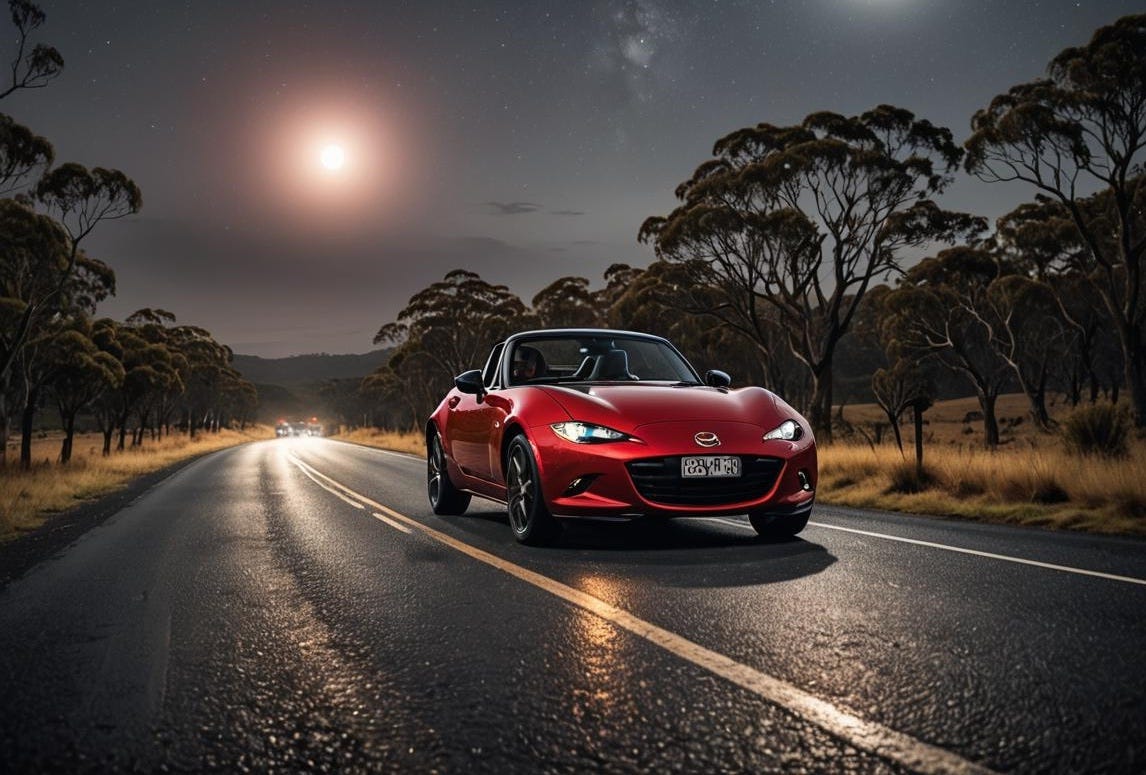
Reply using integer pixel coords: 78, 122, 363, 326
822, 393, 1146, 535
0, 427, 270, 542
336, 427, 426, 456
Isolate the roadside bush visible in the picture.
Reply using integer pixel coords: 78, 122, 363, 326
1061, 403, 1132, 459
886, 460, 936, 494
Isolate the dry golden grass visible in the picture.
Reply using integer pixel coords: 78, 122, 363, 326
1, 427, 271, 542
819, 441, 1146, 536
334, 427, 426, 456
826, 393, 1146, 535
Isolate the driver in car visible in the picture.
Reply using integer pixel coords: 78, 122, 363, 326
512, 346, 544, 383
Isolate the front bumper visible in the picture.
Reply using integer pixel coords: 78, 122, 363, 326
529, 420, 817, 519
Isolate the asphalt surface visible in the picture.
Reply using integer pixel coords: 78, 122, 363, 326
1, 437, 1144, 773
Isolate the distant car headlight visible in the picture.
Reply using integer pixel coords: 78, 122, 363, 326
763, 419, 803, 441
551, 421, 628, 444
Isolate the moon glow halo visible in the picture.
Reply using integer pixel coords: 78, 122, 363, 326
320, 144, 346, 171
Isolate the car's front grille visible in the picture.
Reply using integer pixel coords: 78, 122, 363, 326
625, 456, 785, 506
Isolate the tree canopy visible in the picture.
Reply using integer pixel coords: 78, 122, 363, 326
965, 12, 1146, 425
639, 104, 983, 440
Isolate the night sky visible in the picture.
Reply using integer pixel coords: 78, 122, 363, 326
6, 0, 1140, 357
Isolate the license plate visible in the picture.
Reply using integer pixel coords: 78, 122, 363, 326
681, 456, 741, 478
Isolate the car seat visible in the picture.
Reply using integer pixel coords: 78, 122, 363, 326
587, 349, 636, 380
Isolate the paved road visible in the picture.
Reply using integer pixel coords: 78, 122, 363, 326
1, 438, 1144, 772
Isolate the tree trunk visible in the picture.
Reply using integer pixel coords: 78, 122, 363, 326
102, 427, 114, 456
875, 404, 904, 455
980, 391, 999, 449
0, 393, 8, 467
60, 413, 76, 464
913, 404, 925, 475
1124, 329, 1146, 428
19, 385, 39, 470
1013, 362, 1053, 432
808, 363, 833, 445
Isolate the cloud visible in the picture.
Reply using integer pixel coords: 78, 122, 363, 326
550, 209, 586, 216
484, 201, 543, 215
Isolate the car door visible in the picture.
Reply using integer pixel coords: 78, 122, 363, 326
447, 344, 510, 484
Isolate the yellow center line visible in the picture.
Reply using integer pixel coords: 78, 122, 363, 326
287, 454, 995, 775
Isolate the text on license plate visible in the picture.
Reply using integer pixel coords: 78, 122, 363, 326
681, 456, 741, 478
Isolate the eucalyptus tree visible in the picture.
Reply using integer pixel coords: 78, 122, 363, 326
596, 263, 643, 311
12, 251, 113, 467
871, 358, 935, 467
608, 259, 786, 394
123, 309, 187, 438
531, 276, 601, 328
0, 113, 52, 194
168, 323, 236, 437
0, 0, 64, 101
965, 13, 1146, 424
88, 318, 126, 455
370, 270, 532, 426
319, 378, 370, 431
35, 163, 142, 276
229, 379, 258, 431
990, 197, 1112, 404
376, 269, 533, 377
0, 3, 139, 411
47, 321, 124, 463
984, 273, 1067, 430
118, 336, 179, 450
640, 105, 984, 441
0, 198, 66, 462
86, 317, 200, 453
0, 164, 140, 392
882, 247, 1014, 448
361, 360, 433, 431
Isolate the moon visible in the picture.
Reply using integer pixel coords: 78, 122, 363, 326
320, 144, 346, 171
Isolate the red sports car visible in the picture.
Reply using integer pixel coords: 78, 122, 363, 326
427, 329, 817, 545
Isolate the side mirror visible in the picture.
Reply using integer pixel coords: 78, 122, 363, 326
705, 369, 731, 388
455, 369, 485, 397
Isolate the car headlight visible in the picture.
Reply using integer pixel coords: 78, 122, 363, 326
763, 419, 803, 441
551, 422, 628, 444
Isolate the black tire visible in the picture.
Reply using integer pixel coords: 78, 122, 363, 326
748, 509, 810, 540
504, 435, 561, 545
428, 430, 471, 515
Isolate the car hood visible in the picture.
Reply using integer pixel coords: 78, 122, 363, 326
537, 383, 782, 432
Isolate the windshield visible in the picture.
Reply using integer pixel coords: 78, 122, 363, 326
508, 335, 699, 385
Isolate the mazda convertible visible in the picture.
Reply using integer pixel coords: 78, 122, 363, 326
426, 329, 817, 545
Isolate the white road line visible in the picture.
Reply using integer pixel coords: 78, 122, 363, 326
286, 456, 994, 775
291, 458, 365, 510
712, 516, 1146, 587
289, 455, 413, 536
372, 512, 412, 534
808, 522, 1146, 586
